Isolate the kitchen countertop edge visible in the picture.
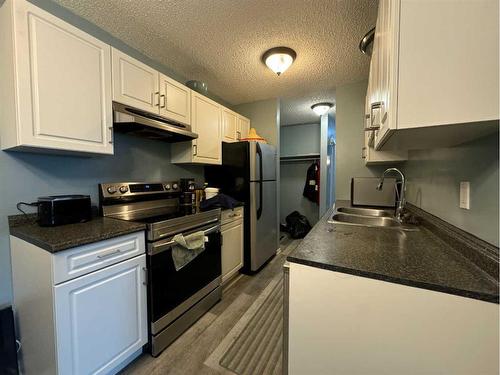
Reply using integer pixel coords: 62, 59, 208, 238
9, 217, 146, 253
286, 203, 499, 304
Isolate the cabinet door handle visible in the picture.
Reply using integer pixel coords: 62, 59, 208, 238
154, 92, 160, 107
97, 249, 121, 259
361, 146, 367, 159
160, 94, 166, 108
236, 131, 241, 140
108, 126, 113, 144
142, 267, 148, 286
193, 144, 197, 156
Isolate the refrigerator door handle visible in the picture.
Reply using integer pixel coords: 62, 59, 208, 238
256, 143, 263, 219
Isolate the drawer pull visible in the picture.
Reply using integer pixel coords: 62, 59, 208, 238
97, 249, 121, 259
228, 213, 241, 218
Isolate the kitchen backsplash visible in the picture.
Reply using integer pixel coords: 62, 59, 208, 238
403, 133, 499, 247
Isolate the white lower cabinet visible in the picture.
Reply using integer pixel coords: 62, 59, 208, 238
54, 255, 147, 375
221, 208, 244, 284
286, 262, 499, 375
10, 232, 147, 375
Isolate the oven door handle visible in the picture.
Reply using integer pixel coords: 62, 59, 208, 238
149, 224, 220, 255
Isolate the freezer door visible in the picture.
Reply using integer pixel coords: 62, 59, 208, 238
249, 142, 277, 182
249, 180, 277, 271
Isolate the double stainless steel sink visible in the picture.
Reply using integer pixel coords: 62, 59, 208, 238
329, 206, 418, 231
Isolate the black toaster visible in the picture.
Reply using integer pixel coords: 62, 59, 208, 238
37, 195, 92, 226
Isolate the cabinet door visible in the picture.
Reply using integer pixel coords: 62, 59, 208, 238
54, 255, 147, 375
191, 92, 222, 164
222, 108, 238, 142
374, 0, 400, 150
112, 48, 159, 113
159, 74, 191, 125
221, 221, 244, 284
237, 116, 251, 141
13, 0, 113, 154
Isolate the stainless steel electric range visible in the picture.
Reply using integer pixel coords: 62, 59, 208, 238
99, 181, 222, 357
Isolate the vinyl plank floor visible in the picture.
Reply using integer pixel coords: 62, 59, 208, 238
121, 234, 301, 375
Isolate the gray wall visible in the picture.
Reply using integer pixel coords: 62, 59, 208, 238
281, 123, 320, 156
234, 99, 280, 147
404, 134, 499, 246
335, 80, 385, 199
0, 134, 204, 305
280, 123, 320, 225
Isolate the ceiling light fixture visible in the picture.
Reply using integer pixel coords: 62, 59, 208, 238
262, 47, 297, 76
311, 102, 334, 116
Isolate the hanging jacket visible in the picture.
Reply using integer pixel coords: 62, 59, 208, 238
303, 161, 320, 204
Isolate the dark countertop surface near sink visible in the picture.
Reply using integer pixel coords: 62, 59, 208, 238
287, 201, 499, 303
9, 214, 146, 253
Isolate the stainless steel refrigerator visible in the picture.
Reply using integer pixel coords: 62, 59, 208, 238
205, 141, 278, 272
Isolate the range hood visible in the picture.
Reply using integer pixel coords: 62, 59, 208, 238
112, 101, 198, 142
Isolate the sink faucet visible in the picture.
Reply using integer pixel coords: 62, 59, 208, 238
376, 168, 406, 222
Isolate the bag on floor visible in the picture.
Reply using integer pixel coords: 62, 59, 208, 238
285, 211, 312, 239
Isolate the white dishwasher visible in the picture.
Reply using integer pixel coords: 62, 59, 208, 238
221, 207, 244, 284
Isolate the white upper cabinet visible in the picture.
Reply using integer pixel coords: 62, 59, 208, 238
237, 115, 251, 141
171, 92, 222, 164
0, 0, 113, 154
191, 92, 222, 163
369, 0, 499, 150
222, 108, 238, 142
159, 74, 192, 125
112, 48, 159, 113
222, 108, 251, 142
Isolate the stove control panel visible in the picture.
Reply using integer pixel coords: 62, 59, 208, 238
100, 181, 181, 198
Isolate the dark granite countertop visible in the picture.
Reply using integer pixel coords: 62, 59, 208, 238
287, 201, 499, 303
9, 215, 146, 253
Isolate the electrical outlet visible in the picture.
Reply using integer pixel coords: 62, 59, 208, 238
459, 181, 470, 209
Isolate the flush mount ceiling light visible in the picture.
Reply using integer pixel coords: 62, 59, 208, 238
311, 102, 334, 116
262, 47, 297, 76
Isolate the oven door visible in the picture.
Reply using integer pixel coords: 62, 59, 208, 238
148, 223, 221, 335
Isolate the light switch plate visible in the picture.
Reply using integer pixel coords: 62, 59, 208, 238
459, 181, 470, 209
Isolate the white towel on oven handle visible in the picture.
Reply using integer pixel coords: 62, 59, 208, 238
171, 231, 207, 271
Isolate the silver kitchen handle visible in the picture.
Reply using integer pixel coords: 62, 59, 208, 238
193, 144, 197, 156
365, 101, 384, 131
160, 94, 166, 108
154, 91, 160, 107
151, 224, 220, 253
108, 126, 113, 144
142, 267, 148, 286
97, 249, 121, 259
236, 131, 241, 140
361, 146, 367, 159
228, 213, 241, 218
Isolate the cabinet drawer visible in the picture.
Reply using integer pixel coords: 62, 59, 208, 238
221, 207, 244, 224
52, 231, 145, 284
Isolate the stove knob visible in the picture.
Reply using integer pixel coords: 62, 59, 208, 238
119, 185, 129, 194
172, 183, 179, 190
164, 184, 171, 190
107, 186, 117, 194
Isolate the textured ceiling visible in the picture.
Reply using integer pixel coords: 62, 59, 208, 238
53, 0, 377, 105
280, 88, 336, 126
